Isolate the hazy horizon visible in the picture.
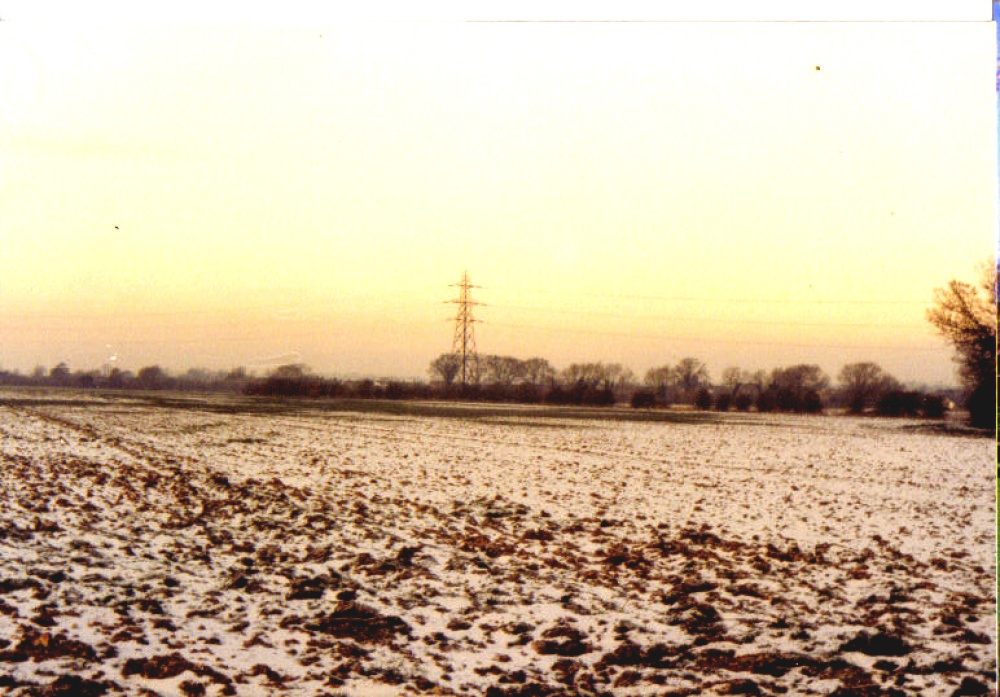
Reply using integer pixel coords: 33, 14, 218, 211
1, 4, 994, 387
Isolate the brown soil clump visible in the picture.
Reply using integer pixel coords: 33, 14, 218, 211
296, 602, 411, 644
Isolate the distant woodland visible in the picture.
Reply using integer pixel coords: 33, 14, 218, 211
2, 263, 993, 429
0, 356, 964, 422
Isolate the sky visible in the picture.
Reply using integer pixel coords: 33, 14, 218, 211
0, 1, 995, 386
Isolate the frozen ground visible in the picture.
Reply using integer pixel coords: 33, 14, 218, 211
0, 391, 994, 696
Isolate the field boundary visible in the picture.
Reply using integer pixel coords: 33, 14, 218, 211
0, 386, 991, 436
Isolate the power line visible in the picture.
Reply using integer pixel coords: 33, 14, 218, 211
521, 289, 931, 306
485, 302, 928, 330
0, 297, 427, 323
8, 318, 940, 354
486, 320, 944, 352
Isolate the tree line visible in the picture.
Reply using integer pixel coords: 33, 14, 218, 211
2, 263, 992, 428
426, 353, 954, 417
5, 354, 958, 421
0, 363, 252, 392
2, 354, 952, 419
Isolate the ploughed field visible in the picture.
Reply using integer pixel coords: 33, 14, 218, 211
0, 392, 994, 697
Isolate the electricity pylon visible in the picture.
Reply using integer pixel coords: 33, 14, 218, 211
448, 271, 483, 386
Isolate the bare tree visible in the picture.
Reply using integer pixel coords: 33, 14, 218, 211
675, 357, 710, 391
599, 363, 634, 391
271, 363, 309, 378
674, 357, 710, 402
726, 368, 767, 411
561, 363, 605, 389
481, 355, 527, 386
926, 260, 997, 429
555, 362, 622, 405
429, 353, 461, 386
644, 365, 674, 403
766, 364, 829, 413
522, 357, 556, 387
137, 365, 169, 390
49, 362, 71, 386
838, 362, 900, 414
721, 367, 750, 401
106, 367, 131, 389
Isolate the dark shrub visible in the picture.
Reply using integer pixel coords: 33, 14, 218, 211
775, 387, 800, 412
543, 386, 572, 405
846, 394, 867, 415
383, 381, 408, 400
875, 390, 923, 417
694, 388, 713, 411
512, 382, 542, 404
477, 383, 533, 403
756, 389, 777, 413
631, 390, 656, 408
586, 388, 616, 406
479, 383, 504, 402
714, 392, 732, 412
315, 378, 344, 398
921, 394, 947, 419
801, 389, 824, 413
458, 383, 482, 401
966, 381, 996, 430
733, 391, 754, 411
653, 386, 672, 407
75, 372, 97, 389
545, 383, 614, 406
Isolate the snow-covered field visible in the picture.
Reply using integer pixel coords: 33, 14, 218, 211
0, 391, 994, 696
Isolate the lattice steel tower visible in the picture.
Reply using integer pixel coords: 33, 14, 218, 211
448, 271, 483, 386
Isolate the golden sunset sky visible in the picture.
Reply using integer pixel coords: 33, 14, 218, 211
0, 1, 994, 385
